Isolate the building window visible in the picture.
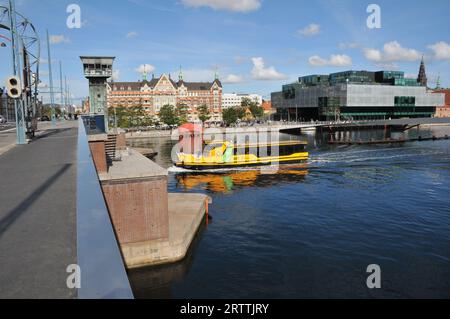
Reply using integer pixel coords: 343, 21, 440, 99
394, 96, 416, 107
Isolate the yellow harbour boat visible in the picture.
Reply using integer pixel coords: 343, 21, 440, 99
175, 140, 309, 170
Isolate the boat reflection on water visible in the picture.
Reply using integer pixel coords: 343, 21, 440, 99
174, 164, 309, 193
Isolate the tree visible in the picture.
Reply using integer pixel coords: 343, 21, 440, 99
242, 97, 263, 120
115, 106, 131, 128
197, 104, 211, 123
222, 108, 239, 126
249, 103, 264, 119
142, 114, 156, 127
128, 105, 146, 126
109, 105, 153, 128
236, 106, 246, 121
241, 97, 253, 108
159, 104, 179, 126
41, 105, 62, 118
176, 103, 189, 125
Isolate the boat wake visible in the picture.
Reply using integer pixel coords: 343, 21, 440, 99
309, 149, 448, 166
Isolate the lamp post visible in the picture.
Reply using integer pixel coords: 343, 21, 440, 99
46, 30, 56, 126
8, 0, 27, 144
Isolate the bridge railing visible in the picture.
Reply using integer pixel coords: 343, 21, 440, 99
76, 118, 133, 299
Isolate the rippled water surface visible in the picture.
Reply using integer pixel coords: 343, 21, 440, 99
128, 126, 450, 298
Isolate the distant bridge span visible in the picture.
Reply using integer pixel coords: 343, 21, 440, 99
277, 117, 450, 133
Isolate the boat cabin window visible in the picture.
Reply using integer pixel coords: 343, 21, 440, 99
278, 144, 305, 156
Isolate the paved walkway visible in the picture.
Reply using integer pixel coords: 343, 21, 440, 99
0, 127, 18, 156
0, 121, 78, 298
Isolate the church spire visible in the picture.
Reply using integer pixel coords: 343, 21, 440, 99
214, 67, 219, 81
142, 64, 148, 81
436, 73, 441, 90
417, 55, 427, 87
179, 65, 183, 82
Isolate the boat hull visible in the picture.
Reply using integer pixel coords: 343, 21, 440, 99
175, 156, 309, 171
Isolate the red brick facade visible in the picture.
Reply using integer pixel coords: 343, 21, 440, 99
107, 74, 223, 122
101, 177, 169, 244
433, 89, 450, 118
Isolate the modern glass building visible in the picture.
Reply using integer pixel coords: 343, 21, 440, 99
272, 69, 445, 121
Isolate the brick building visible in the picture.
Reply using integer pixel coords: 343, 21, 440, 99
433, 89, 450, 118
107, 73, 223, 122
261, 100, 275, 117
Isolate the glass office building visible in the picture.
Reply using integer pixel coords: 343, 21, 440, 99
272, 70, 445, 121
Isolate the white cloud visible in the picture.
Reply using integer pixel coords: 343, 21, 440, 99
363, 48, 383, 62
135, 64, 155, 74
112, 69, 120, 81
181, 0, 261, 13
49, 35, 70, 44
297, 23, 321, 37
308, 54, 352, 67
428, 41, 450, 60
363, 41, 421, 62
251, 57, 286, 81
126, 31, 138, 39
223, 74, 245, 84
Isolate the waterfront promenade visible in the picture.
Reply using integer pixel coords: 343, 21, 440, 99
0, 126, 19, 156
0, 121, 78, 298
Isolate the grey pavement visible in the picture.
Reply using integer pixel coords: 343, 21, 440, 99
0, 121, 78, 298
0, 127, 17, 156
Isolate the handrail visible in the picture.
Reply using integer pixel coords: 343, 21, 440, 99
76, 118, 133, 299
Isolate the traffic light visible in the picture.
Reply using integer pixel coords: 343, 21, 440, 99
6, 76, 22, 99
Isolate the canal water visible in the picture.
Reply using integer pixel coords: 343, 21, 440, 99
128, 126, 450, 298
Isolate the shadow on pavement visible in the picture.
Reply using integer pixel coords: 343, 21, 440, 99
0, 164, 72, 239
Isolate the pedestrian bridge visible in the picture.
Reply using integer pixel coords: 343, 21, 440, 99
274, 117, 450, 132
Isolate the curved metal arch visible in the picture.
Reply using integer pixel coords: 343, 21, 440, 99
0, 5, 40, 103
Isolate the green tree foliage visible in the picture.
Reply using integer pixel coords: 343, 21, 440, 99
113, 106, 130, 128
241, 97, 264, 119
236, 106, 247, 120
222, 107, 239, 126
176, 103, 189, 125
197, 104, 211, 123
249, 103, 264, 119
128, 105, 146, 126
159, 104, 179, 126
108, 106, 155, 128
41, 105, 62, 118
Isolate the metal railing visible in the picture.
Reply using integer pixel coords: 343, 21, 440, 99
76, 118, 133, 299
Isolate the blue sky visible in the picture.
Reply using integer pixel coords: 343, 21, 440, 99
1, 0, 449, 104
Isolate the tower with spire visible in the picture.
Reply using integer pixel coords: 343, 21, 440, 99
142, 64, 148, 81
417, 56, 427, 87
435, 73, 441, 90
214, 67, 219, 81
178, 66, 183, 82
